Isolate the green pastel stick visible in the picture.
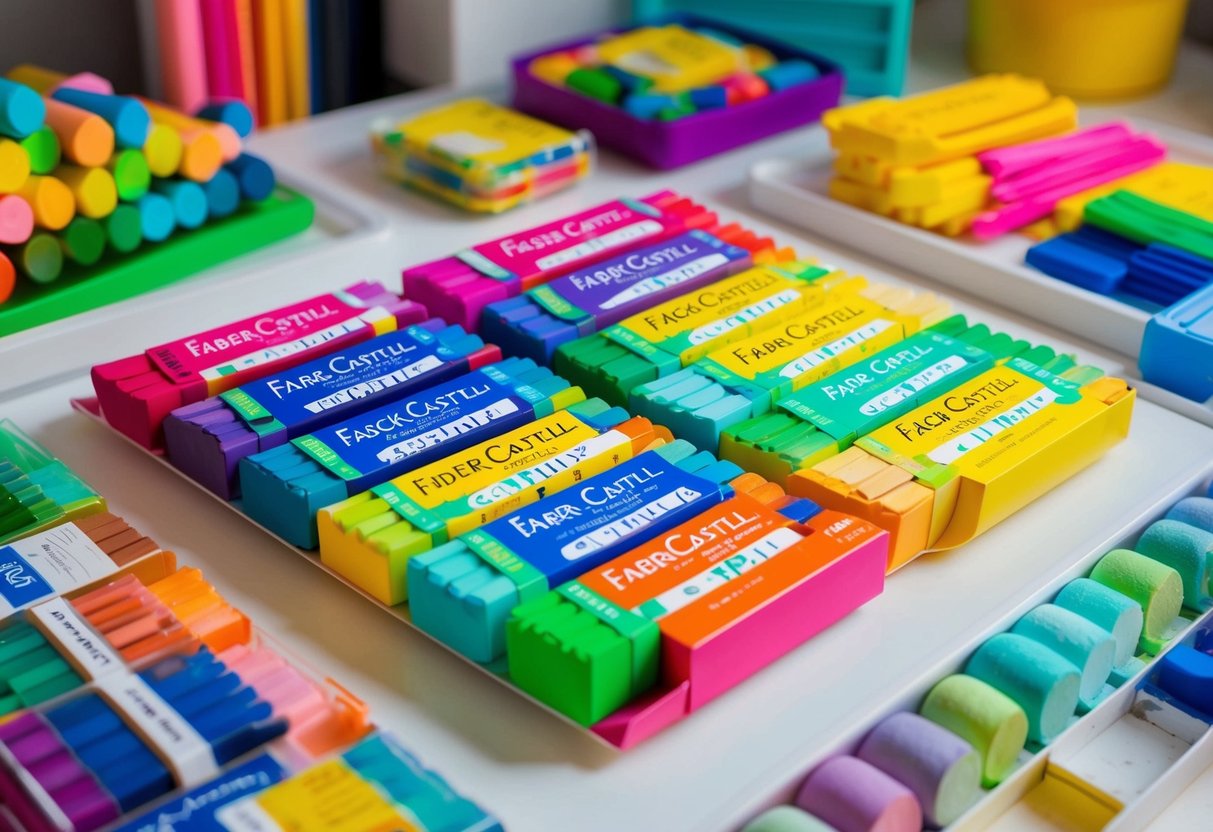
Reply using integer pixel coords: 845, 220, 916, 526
60, 217, 106, 266
107, 148, 151, 201
103, 203, 142, 253
8, 233, 62, 283
19, 126, 59, 175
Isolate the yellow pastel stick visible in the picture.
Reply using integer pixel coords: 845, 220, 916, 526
281, 0, 310, 120
56, 164, 118, 219
17, 174, 75, 230
253, 0, 288, 127
0, 139, 31, 193
829, 177, 896, 216
143, 123, 184, 177
887, 158, 989, 208
136, 98, 241, 163
1054, 162, 1213, 231
891, 179, 990, 227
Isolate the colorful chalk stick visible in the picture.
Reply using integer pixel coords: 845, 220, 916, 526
50, 88, 151, 149
17, 175, 74, 231
18, 126, 59, 174
0, 195, 34, 244
55, 165, 118, 220
0, 79, 45, 139
143, 123, 184, 177
108, 149, 152, 201
42, 97, 114, 167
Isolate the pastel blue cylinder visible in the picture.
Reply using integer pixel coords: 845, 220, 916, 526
51, 88, 150, 148
1155, 645, 1213, 715
965, 633, 1080, 745
153, 179, 208, 230
202, 168, 241, 219
227, 153, 275, 201
0, 78, 45, 139
1137, 519, 1213, 610
758, 60, 821, 91
1011, 604, 1115, 708
136, 192, 176, 242
1053, 578, 1143, 667
1167, 497, 1213, 534
195, 101, 255, 138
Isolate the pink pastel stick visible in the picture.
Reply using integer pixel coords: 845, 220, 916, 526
971, 143, 1167, 240
156, 0, 209, 113
979, 122, 1135, 179
199, 0, 242, 98
0, 194, 34, 244
992, 136, 1165, 203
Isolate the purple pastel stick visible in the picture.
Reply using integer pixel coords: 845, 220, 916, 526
26, 751, 93, 793
52, 775, 120, 831
796, 756, 923, 832
0, 712, 42, 743
6, 728, 62, 767
856, 713, 981, 828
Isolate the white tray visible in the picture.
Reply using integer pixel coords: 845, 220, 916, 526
745, 122, 1213, 362
0, 171, 390, 398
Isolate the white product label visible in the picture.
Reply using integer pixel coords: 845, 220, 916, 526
779, 320, 896, 379
561, 486, 703, 561
535, 221, 664, 271
687, 289, 801, 345
926, 387, 1060, 465
0, 523, 118, 616
29, 597, 124, 681
96, 673, 220, 788
304, 354, 444, 413
466, 430, 628, 510
600, 253, 731, 310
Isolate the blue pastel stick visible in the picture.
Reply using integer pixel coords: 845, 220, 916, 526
226, 152, 275, 201
135, 192, 176, 242
1167, 497, 1213, 533
153, 179, 208, 229
211, 717, 287, 764
97, 751, 174, 811
51, 89, 150, 148
1026, 226, 1140, 295
165, 670, 243, 716
690, 86, 728, 109
202, 167, 241, 218
0, 78, 46, 139
623, 93, 678, 120
758, 59, 821, 91
194, 100, 255, 138
1155, 645, 1213, 715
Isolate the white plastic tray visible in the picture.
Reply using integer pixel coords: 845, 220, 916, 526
745, 122, 1213, 361
0, 171, 390, 398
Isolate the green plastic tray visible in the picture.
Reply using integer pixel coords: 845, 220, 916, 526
0, 187, 316, 337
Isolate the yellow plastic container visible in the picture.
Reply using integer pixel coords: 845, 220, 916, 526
968, 0, 1190, 100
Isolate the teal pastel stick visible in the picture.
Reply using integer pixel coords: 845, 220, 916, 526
1011, 604, 1115, 711
965, 633, 1080, 745
226, 153, 275, 201
408, 440, 746, 664
195, 101, 254, 138
135, 192, 176, 242
202, 168, 240, 219
50, 89, 150, 148
1053, 578, 1143, 668
1136, 519, 1213, 611
0, 79, 45, 139
153, 179, 208, 229
1167, 497, 1213, 533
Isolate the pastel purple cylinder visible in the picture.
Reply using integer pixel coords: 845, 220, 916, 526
796, 756, 923, 832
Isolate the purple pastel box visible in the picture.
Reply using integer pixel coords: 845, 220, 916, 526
511, 13, 844, 170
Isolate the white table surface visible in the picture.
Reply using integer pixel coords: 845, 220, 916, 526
4, 3, 1213, 829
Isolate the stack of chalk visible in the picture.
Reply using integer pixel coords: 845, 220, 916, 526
743, 490, 1213, 832
370, 98, 594, 213
0, 64, 277, 303
529, 23, 821, 121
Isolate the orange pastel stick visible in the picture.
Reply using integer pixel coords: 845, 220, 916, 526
17, 175, 74, 230
137, 98, 241, 161
42, 97, 114, 167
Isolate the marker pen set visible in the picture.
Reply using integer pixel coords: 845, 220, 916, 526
741, 489, 1213, 832
115, 731, 501, 832
401, 189, 716, 330
0, 64, 279, 300
90, 281, 427, 449
480, 223, 795, 364
0, 421, 104, 546
163, 319, 498, 500
370, 98, 593, 213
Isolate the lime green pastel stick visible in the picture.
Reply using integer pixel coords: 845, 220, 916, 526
107, 148, 151, 201
6, 233, 62, 283
103, 203, 142, 253
59, 217, 106, 266
19, 126, 59, 175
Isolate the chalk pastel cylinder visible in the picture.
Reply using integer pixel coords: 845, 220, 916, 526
6, 65, 113, 95
143, 123, 184, 177
0, 138, 30, 193
920, 674, 1028, 787
9, 233, 63, 283
1156, 645, 1213, 714
60, 217, 106, 266
136, 192, 176, 242
42, 97, 115, 167
0, 79, 46, 139
56, 165, 118, 220
759, 59, 821, 91
1167, 497, 1213, 534
1011, 604, 1116, 708
152, 179, 208, 229
104, 204, 143, 253
195, 100, 254, 138
19, 125, 59, 174
796, 756, 922, 832
176, 129, 223, 182
966, 633, 1080, 745
108, 149, 152, 201
139, 98, 241, 162
743, 807, 838, 832
1137, 519, 1213, 610
202, 168, 240, 218
0, 251, 13, 303
856, 712, 981, 828
0, 195, 34, 244
50, 89, 151, 150
226, 152, 275, 201
17, 175, 74, 230
1054, 578, 1144, 667
1090, 548, 1184, 654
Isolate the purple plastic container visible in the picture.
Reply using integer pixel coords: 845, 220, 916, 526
511, 14, 844, 170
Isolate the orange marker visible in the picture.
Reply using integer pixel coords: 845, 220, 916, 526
42, 97, 114, 167
55, 165, 118, 219
142, 122, 185, 177
17, 174, 74, 230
